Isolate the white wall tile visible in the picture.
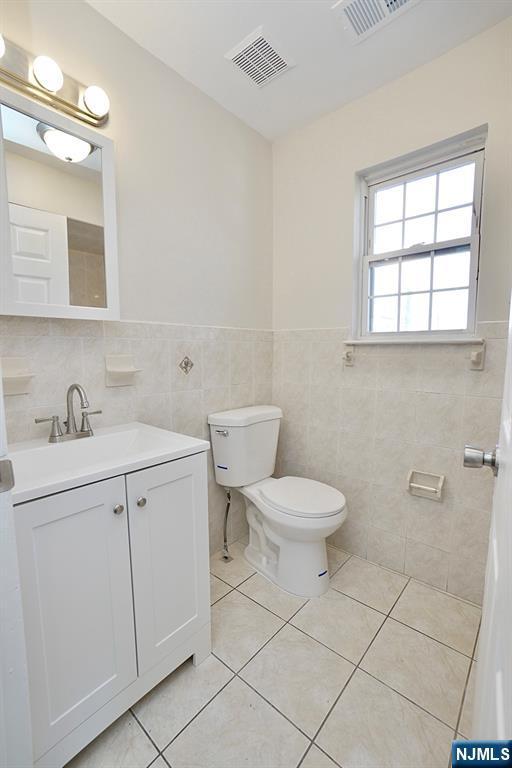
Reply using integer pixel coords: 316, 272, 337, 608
367, 526, 405, 572
329, 519, 368, 558
376, 355, 418, 392
170, 340, 203, 391
338, 431, 374, 482
369, 485, 408, 537
2, 319, 502, 603
230, 342, 254, 386
465, 339, 506, 398
340, 388, 376, 436
310, 384, 340, 431
202, 341, 230, 388
334, 475, 371, 527
375, 390, 415, 442
404, 541, 448, 590
448, 555, 485, 604
415, 393, 464, 449
273, 326, 503, 604
462, 396, 501, 447
405, 497, 453, 552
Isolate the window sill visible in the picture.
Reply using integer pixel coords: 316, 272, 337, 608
345, 336, 484, 346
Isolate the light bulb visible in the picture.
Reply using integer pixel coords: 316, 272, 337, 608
0, 35, 5, 59
83, 85, 110, 118
33, 55, 63, 92
37, 124, 92, 163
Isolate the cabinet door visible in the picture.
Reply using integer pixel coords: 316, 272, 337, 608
15, 477, 137, 759
127, 453, 210, 674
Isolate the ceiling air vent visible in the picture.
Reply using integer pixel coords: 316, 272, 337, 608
225, 27, 294, 88
332, 0, 421, 43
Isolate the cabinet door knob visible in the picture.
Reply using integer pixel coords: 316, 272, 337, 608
113, 504, 125, 515
136, 497, 147, 508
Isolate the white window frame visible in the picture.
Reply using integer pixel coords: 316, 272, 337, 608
354, 140, 485, 343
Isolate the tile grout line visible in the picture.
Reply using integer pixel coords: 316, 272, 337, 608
453, 620, 481, 740
204, 558, 357, 765
354, 574, 472, 733
452, 659, 472, 741
180, 561, 478, 766
309, 576, 412, 753
383, 615, 476, 660
244, 567, 474, 737
156, 671, 235, 758
129, 706, 162, 756
352, 575, 471, 733
243, 572, 414, 763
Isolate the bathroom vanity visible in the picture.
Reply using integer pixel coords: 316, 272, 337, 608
9, 422, 211, 768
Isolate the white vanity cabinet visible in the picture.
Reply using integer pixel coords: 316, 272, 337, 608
127, 456, 209, 675
15, 476, 137, 758
12, 445, 210, 768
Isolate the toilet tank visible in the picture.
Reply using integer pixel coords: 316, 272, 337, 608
208, 405, 282, 488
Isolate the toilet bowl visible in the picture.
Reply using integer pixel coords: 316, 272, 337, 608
208, 405, 346, 598
241, 476, 346, 597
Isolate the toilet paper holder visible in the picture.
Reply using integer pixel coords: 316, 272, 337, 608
407, 469, 445, 502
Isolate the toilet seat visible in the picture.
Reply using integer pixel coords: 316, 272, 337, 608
260, 476, 345, 519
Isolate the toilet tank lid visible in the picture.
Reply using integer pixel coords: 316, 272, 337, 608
208, 405, 282, 427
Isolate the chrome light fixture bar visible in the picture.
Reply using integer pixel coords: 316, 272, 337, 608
0, 36, 109, 126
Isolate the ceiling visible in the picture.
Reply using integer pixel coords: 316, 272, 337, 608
87, 0, 512, 139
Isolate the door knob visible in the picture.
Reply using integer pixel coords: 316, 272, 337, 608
113, 504, 125, 515
463, 444, 499, 476
136, 497, 147, 507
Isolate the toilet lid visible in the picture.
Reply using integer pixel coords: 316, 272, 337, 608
260, 476, 345, 518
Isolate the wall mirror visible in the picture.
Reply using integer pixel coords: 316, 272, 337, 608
0, 86, 119, 320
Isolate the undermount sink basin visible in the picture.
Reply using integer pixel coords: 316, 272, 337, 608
9, 422, 210, 504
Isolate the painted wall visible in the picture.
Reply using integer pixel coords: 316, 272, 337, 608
0, 0, 273, 329
5, 149, 103, 226
273, 18, 512, 330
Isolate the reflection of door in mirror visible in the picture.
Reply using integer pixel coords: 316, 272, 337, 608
0, 103, 106, 310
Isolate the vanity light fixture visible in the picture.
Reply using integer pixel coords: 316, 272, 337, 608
36, 123, 93, 163
32, 55, 64, 93
0, 36, 110, 126
83, 85, 110, 118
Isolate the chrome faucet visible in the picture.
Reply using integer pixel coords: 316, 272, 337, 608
34, 383, 102, 443
66, 383, 89, 434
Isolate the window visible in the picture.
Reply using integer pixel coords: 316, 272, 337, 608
358, 147, 484, 339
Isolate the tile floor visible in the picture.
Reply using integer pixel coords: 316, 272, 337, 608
67, 543, 480, 768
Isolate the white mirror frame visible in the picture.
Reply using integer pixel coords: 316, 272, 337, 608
0, 84, 120, 320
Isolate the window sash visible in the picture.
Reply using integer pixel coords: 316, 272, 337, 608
366, 246, 472, 334
358, 149, 483, 339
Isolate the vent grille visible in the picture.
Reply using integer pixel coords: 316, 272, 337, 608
334, 0, 421, 43
226, 28, 293, 87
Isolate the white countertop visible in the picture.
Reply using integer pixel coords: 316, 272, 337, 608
9, 422, 210, 504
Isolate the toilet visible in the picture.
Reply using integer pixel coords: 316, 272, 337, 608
208, 405, 346, 598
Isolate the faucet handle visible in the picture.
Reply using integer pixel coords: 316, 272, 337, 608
34, 415, 63, 442
80, 409, 102, 434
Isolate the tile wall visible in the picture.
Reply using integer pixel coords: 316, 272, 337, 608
0, 316, 273, 553
1, 315, 506, 603
272, 322, 507, 604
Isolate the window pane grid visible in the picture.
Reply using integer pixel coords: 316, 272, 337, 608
371, 200, 472, 232
371, 161, 476, 257
364, 151, 482, 337
368, 247, 471, 334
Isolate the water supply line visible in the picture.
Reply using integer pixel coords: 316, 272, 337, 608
222, 489, 233, 561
